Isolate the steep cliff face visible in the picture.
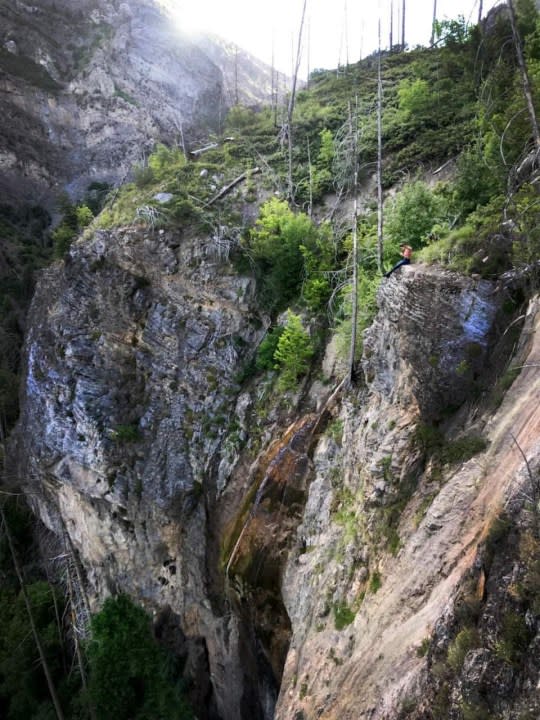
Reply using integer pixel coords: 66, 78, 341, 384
12, 223, 270, 718
0, 0, 276, 204
13, 217, 539, 720
275, 271, 540, 719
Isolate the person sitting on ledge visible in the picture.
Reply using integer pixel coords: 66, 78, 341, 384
384, 244, 413, 278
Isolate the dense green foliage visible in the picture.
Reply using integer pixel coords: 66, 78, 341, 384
246, 198, 316, 309
255, 325, 284, 371
0, 581, 70, 720
0, 527, 193, 720
0, 205, 53, 430
0, 500, 74, 720
0, 498, 192, 720
86, 595, 193, 720
52, 198, 94, 258
273, 311, 314, 390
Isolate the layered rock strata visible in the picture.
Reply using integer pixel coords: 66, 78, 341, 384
275, 270, 540, 719
12, 242, 539, 719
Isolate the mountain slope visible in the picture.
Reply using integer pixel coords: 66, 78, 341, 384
0, 0, 279, 205
2, 3, 540, 720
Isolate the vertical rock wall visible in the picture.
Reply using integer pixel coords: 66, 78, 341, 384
11, 224, 271, 718
275, 268, 540, 719
12, 243, 540, 720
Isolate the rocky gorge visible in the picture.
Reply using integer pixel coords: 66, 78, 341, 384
1, 1, 540, 719
9, 218, 540, 718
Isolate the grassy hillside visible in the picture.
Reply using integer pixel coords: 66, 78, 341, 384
3, 3, 540, 431
76, 1, 540, 396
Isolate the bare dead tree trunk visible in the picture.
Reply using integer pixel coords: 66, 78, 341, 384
234, 46, 239, 106
287, 0, 308, 203
402, 0, 406, 47
273, 51, 279, 128
389, 0, 394, 51
44, 563, 67, 676
206, 167, 261, 206
307, 138, 313, 218
306, 17, 311, 88
0, 504, 65, 720
344, 0, 349, 69
271, 34, 276, 119
508, 0, 540, 152
478, 0, 483, 26
377, 19, 384, 274
348, 100, 359, 386
172, 116, 188, 162
64, 536, 97, 720
431, 0, 437, 45
63, 531, 92, 631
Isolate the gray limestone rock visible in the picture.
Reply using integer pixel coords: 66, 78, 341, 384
0, 0, 279, 205
11, 223, 265, 718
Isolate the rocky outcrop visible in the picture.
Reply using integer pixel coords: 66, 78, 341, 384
0, 0, 277, 205
274, 274, 540, 720
12, 222, 270, 718
11, 237, 540, 720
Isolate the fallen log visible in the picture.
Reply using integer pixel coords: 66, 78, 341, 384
206, 167, 261, 206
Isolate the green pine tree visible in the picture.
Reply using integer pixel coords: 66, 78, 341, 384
274, 311, 314, 390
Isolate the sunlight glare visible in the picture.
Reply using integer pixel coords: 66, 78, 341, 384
167, 1, 209, 34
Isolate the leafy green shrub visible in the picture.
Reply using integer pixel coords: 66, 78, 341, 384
326, 418, 344, 445
133, 165, 155, 189
86, 595, 193, 720
369, 571, 382, 593
76, 205, 94, 228
0, 582, 68, 720
508, 182, 540, 272
417, 637, 431, 657
447, 627, 479, 672
519, 531, 540, 614
52, 201, 95, 258
112, 424, 141, 443
384, 525, 401, 556
52, 224, 76, 258
274, 311, 314, 390
452, 141, 500, 215
433, 15, 471, 46
460, 701, 492, 720
333, 602, 356, 630
384, 181, 448, 253
414, 423, 445, 454
300, 220, 339, 310
246, 199, 320, 312
439, 435, 487, 464
494, 611, 531, 664
397, 78, 432, 120
255, 326, 284, 371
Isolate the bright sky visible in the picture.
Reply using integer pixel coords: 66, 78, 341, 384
161, 0, 502, 77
